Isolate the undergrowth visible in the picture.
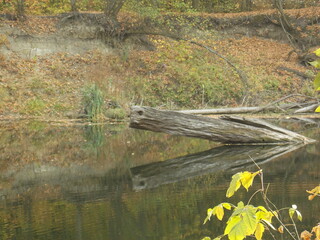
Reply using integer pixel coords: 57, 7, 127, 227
81, 83, 104, 121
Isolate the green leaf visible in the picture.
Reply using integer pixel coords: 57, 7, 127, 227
241, 206, 259, 235
314, 48, 320, 57
289, 207, 295, 219
289, 205, 302, 221
226, 172, 242, 198
255, 223, 265, 240
231, 201, 245, 216
225, 203, 259, 240
224, 215, 247, 240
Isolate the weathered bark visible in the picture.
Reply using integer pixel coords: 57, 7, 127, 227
70, 0, 77, 12
178, 102, 318, 115
104, 0, 126, 19
129, 106, 315, 144
131, 144, 304, 190
179, 106, 271, 115
294, 103, 319, 113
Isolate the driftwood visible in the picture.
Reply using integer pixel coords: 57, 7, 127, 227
179, 106, 275, 115
294, 103, 319, 113
129, 106, 315, 144
179, 102, 317, 115
130, 144, 304, 190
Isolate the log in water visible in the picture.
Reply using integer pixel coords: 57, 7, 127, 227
129, 106, 315, 144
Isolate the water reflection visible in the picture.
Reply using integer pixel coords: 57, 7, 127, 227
0, 118, 318, 240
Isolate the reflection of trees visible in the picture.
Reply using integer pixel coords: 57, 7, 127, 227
0, 120, 318, 240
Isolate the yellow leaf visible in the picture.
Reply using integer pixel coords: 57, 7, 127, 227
204, 208, 214, 224
222, 203, 232, 210
240, 170, 261, 191
314, 48, 320, 57
202, 237, 211, 240
255, 223, 265, 240
312, 225, 320, 240
226, 172, 242, 198
306, 185, 320, 200
214, 205, 225, 221
278, 225, 284, 234
300, 230, 313, 240
256, 210, 273, 223
316, 106, 320, 113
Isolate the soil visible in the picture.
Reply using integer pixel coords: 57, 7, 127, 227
0, 7, 319, 120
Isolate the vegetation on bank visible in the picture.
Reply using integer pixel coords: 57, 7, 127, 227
0, 0, 319, 120
1, 0, 318, 16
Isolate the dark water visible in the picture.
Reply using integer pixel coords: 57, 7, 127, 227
0, 118, 319, 240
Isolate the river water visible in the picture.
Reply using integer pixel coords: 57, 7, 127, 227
0, 118, 319, 240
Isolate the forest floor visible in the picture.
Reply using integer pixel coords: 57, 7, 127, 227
0, 7, 319, 120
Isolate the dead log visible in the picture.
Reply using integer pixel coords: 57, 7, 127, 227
294, 103, 319, 113
130, 144, 304, 190
129, 106, 315, 144
179, 106, 272, 115
178, 102, 318, 115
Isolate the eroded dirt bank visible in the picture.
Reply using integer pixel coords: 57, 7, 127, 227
0, 8, 319, 120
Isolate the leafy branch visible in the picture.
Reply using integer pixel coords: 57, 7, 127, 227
202, 168, 319, 240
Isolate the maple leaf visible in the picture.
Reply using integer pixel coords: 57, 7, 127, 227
300, 230, 313, 240
306, 185, 320, 201
312, 225, 320, 240
278, 225, 284, 234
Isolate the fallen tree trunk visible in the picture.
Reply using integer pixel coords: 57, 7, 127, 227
179, 106, 273, 115
178, 103, 318, 115
130, 144, 304, 190
129, 106, 315, 144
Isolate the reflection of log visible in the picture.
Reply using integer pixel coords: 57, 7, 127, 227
130, 144, 303, 190
129, 106, 315, 144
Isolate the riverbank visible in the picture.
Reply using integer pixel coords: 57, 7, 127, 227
0, 7, 319, 120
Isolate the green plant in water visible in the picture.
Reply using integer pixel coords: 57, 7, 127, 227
202, 168, 319, 240
81, 84, 104, 121
310, 48, 320, 112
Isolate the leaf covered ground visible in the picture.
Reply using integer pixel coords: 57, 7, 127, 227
0, 7, 319, 119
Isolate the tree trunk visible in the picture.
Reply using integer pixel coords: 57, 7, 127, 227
15, 0, 25, 19
129, 106, 315, 144
70, 0, 77, 12
192, 0, 200, 10
104, 0, 126, 19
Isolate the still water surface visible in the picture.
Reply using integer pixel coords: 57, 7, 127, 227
0, 118, 319, 240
